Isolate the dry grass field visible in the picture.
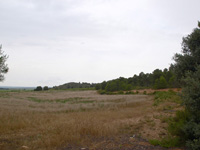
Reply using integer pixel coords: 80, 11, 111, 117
0, 90, 182, 150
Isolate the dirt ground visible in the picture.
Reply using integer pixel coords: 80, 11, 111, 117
0, 89, 184, 150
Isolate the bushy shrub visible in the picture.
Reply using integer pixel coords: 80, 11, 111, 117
149, 136, 181, 148
43, 86, 49, 91
168, 110, 190, 141
181, 66, 200, 149
182, 66, 200, 119
117, 91, 124, 94
98, 90, 106, 95
169, 22, 200, 149
95, 84, 101, 90
166, 66, 200, 149
34, 86, 42, 91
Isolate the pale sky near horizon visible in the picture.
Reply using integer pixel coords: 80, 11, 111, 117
0, 0, 200, 87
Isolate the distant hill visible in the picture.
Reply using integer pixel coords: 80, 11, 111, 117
0, 86, 35, 90
53, 82, 97, 90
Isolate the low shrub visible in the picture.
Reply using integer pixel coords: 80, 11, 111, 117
149, 136, 181, 148
98, 90, 106, 95
43, 86, 49, 91
34, 86, 42, 91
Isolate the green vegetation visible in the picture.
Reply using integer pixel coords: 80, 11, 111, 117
149, 136, 181, 148
0, 45, 9, 82
150, 110, 190, 148
57, 87, 95, 91
153, 90, 181, 106
53, 82, 96, 90
34, 86, 42, 91
43, 86, 49, 91
34, 86, 49, 91
171, 22, 200, 81
162, 22, 200, 149
154, 76, 168, 89
175, 66, 200, 149
96, 68, 179, 93
168, 110, 190, 141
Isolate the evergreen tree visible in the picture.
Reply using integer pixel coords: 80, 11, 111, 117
172, 21, 200, 80
171, 22, 200, 149
154, 76, 168, 89
181, 66, 200, 149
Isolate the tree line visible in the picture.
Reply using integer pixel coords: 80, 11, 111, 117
95, 68, 179, 92
53, 82, 96, 90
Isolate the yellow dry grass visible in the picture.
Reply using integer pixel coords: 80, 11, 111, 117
0, 90, 180, 150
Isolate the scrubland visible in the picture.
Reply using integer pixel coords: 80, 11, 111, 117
0, 90, 182, 150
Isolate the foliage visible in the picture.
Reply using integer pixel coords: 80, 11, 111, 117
154, 76, 168, 89
149, 136, 181, 148
95, 83, 101, 90
96, 68, 178, 93
153, 90, 181, 106
53, 82, 96, 90
168, 110, 190, 141
105, 78, 130, 92
34, 86, 42, 91
168, 75, 177, 88
43, 86, 49, 91
170, 22, 200, 149
182, 66, 200, 118
0, 45, 9, 81
167, 110, 200, 149
171, 21, 200, 80
181, 66, 200, 149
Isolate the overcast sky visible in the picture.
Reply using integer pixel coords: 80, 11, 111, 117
0, 0, 200, 87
